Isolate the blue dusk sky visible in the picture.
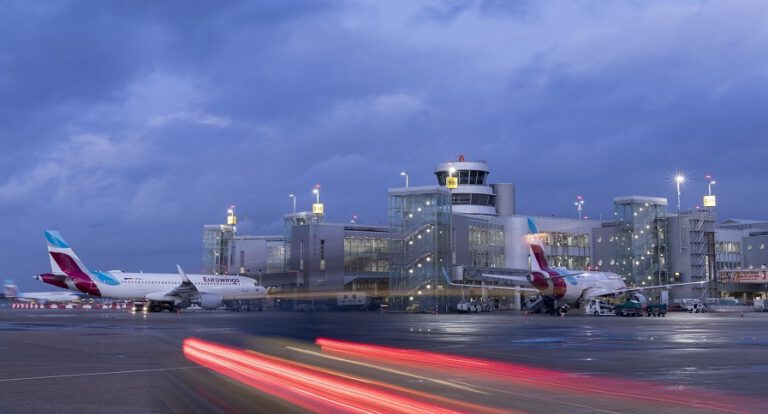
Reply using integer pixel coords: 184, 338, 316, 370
2, 1, 767, 289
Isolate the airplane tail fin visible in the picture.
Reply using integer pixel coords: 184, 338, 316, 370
526, 217, 551, 273
529, 244, 551, 273
44, 231, 91, 281
3, 279, 19, 298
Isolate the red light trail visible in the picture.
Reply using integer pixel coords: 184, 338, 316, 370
316, 338, 760, 414
183, 338, 511, 414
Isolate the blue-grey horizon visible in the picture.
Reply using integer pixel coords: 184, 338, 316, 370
2, 1, 767, 290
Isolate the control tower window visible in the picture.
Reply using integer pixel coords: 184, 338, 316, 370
435, 172, 447, 186
452, 194, 471, 205
468, 170, 477, 185
474, 194, 490, 206
459, 170, 469, 185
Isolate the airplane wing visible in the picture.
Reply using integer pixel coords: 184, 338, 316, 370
144, 265, 199, 303
615, 280, 708, 295
582, 281, 708, 300
169, 265, 199, 295
441, 269, 539, 292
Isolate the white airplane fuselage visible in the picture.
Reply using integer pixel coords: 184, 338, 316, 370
38, 271, 265, 302
11, 291, 82, 303
527, 269, 626, 305
96, 272, 263, 301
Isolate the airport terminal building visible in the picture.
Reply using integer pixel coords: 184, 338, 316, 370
203, 157, 768, 311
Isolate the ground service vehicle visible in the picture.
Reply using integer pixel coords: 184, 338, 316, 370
585, 299, 615, 316
645, 303, 667, 317
614, 300, 643, 316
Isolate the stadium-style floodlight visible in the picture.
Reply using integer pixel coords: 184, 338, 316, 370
400, 171, 409, 188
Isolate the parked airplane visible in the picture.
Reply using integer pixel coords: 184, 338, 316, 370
36, 231, 267, 312
468, 218, 706, 314
525, 241, 705, 314
3, 279, 84, 304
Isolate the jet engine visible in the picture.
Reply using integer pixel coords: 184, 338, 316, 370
527, 271, 552, 294
197, 293, 223, 310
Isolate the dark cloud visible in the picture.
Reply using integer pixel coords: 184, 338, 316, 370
2, 0, 768, 289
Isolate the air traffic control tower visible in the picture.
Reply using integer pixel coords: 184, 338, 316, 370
434, 156, 515, 217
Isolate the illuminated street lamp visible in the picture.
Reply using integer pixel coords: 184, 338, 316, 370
312, 185, 320, 204
227, 205, 236, 225
288, 194, 296, 214
675, 174, 685, 212
705, 175, 716, 196
400, 171, 409, 188
574, 195, 584, 219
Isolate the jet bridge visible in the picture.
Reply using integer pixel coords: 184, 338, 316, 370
450, 265, 535, 310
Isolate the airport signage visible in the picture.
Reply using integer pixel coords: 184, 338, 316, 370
446, 177, 458, 189
718, 269, 768, 284
313, 203, 324, 214
703, 195, 717, 207
202, 276, 241, 285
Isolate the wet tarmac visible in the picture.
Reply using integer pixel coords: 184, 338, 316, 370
0, 309, 766, 413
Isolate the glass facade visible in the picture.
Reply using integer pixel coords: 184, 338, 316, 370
344, 237, 390, 274
202, 225, 234, 275
468, 224, 504, 268
541, 232, 591, 270
451, 193, 494, 206
435, 170, 487, 186
716, 240, 741, 271
388, 188, 452, 312
266, 240, 286, 274
613, 198, 668, 285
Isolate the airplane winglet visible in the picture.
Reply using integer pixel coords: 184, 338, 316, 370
176, 265, 191, 284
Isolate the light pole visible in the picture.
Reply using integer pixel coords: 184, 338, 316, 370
705, 175, 716, 196
400, 171, 409, 188
675, 175, 685, 212
574, 195, 584, 219
312, 185, 320, 204
289, 194, 296, 214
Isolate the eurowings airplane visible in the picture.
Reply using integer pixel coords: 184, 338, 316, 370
36, 231, 267, 312
3, 279, 84, 304
525, 242, 706, 313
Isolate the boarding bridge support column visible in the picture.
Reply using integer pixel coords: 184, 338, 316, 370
513, 288, 521, 310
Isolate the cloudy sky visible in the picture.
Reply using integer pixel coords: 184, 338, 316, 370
2, 0, 767, 289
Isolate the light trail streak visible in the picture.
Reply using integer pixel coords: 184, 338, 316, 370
285, 345, 487, 395
183, 338, 512, 414
316, 338, 761, 414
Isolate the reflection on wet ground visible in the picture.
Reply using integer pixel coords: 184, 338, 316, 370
0, 310, 766, 413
